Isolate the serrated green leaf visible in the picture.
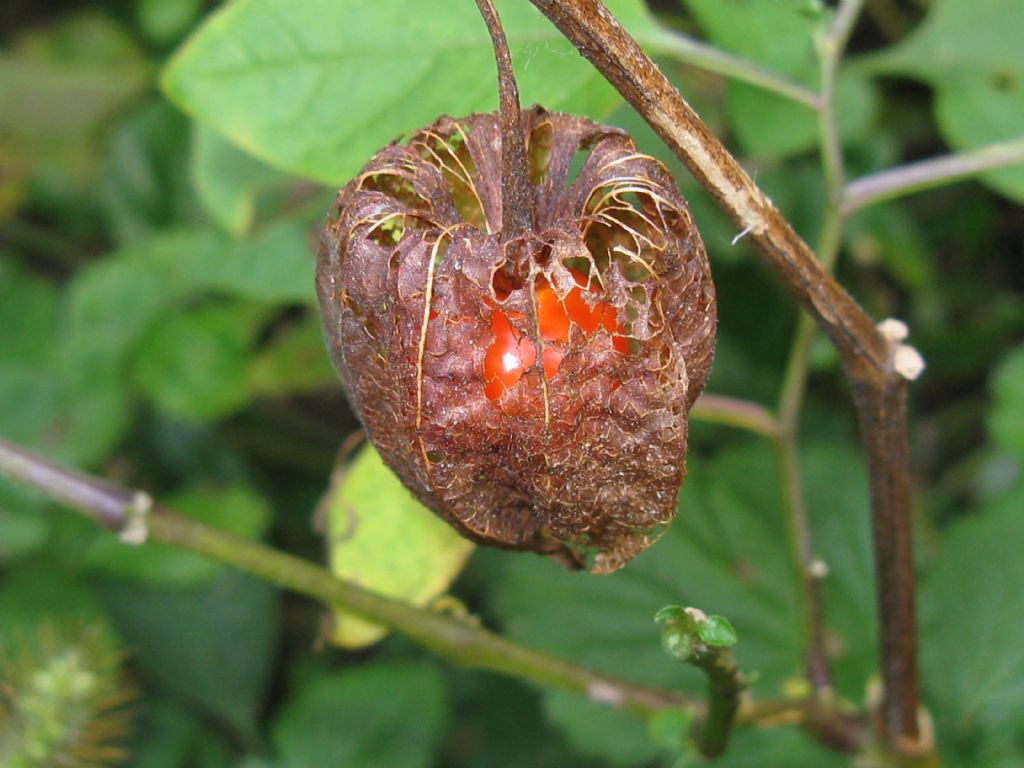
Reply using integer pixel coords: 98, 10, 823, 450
862, 0, 1024, 201
271, 661, 449, 768
81, 484, 272, 587
324, 445, 473, 648
487, 437, 877, 763
989, 345, 1024, 458
921, 483, 1024, 760
543, 689, 668, 766
161, 0, 657, 184
99, 569, 279, 742
489, 443, 801, 765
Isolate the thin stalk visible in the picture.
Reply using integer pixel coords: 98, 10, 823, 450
647, 30, 820, 110
698, 650, 744, 758
474, 0, 532, 241
768, 0, 869, 695
843, 137, 1024, 215
689, 393, 779, 438
0, 438, 863, 746
0, 435, 682, 717
816, 0, 865, 205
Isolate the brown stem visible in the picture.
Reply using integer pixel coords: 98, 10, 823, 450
527, 0, 887, 377
853, 376, 921, 745
529, 0, 924, 751
474, 0, 533, 241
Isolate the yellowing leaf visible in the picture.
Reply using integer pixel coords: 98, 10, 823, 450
323, 445, 473, 648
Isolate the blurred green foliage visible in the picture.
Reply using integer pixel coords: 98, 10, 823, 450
1, 0, 1022, 766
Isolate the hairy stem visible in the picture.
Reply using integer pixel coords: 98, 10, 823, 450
529, 0, 926, 751
474, 0, 532, 241
697, 650, 744, 758
770, 0, 872, 691
843, 136, 1024, 214
648, 30, 820, 110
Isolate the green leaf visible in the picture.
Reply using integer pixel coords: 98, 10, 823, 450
271, 661, 449, 768
678, 0, 876, 158
487, 437, 877, 762
921, 483, 1024, 759
680, 0, 823, 75
186, 221, 316, 304
800, 441, 876, 700
843, 204, 934, 291
727, 72, 877, 158
247, 313, 337, 398
0, 11, 150, 213
161, 0, 657, 184
192, 124, 290, 238
82, 484, 272, 587
123, 699, 234, 768
135, 0, 204, 46
97, 99, 199, 246
543, 689, 668, 766
0, 257, 57, 364
698, 615, 738, 647
323, 445, 474, 648
989, 344, 1024, 458
132, 301, 269, 422
647, 707, 694, 754
935, 73, 1024, 203
864, 0, 1024, 201
489, 442, 803, 765
98, 569, 280, 742
0, 561, 105, 647
0, 482, 50, 563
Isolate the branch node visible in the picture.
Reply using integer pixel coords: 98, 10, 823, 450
893, 345, 925, 381
877, 318, 909, 343
587, 680, 626, 706
808, 559, 830, 579
877, 319, 924, 380
118, 491, 152, 545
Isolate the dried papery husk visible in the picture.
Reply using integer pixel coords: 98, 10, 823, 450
317, 106, 715, 573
